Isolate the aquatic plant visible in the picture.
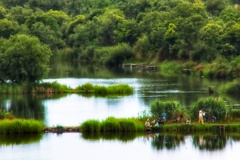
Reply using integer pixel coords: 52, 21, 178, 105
80, 119, 101, 133
75, 83, 134, 95
0, 82, 134, 96
80, 117, 144, 133
0, 119, 44, 134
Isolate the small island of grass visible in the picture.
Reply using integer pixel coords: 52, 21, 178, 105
0, 82, 134, 96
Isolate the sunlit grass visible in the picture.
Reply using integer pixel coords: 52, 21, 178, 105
0, 119, 44, 134
80, 117, 144, 133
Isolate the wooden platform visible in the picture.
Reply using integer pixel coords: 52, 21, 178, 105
122, 63, 157, 71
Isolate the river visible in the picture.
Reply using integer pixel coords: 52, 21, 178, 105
0, 62, 239, 160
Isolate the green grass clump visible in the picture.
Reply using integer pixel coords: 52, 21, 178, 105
80, 117, 144, 133
0, 82, 134, 96
158, 61, 184, 75
0, 119, 44, 134
80, 119, 101, 133
76, 83, 134, 95
29, 81, 71, 93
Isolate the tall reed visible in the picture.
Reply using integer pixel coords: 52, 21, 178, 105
75, 83, 134, 95
80, 117, 144, 133
0, 119, 44, 134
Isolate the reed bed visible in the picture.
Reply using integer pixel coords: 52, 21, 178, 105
0, 82, 134, 96
80, 117, 144, 133
75, 83, 134, 95
0, 119, 44, 134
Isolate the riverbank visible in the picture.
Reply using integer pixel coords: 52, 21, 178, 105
42, 122, 240, 134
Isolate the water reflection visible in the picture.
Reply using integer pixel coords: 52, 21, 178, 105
150, 133, 185, 150
0, 134, 42, 146
192, 134, 227, 151
1, 132, 240, 160
81, 132, 141, 142
80, 132, 238, 152
0, 94, 45, 121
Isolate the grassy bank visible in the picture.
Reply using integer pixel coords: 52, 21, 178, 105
79, 116, 240, 134
0, 119, 44, 134
152, 123, 240, 133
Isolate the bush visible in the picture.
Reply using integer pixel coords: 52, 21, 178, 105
190, 97, 229, 121
104, 43, 134, 67
150, 100, 186, 119
158, 61, 184, 75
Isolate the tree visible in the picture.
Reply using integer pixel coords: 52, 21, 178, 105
95, 9, 125, 46
0, 18, 19, 38
0, 34, 52, 83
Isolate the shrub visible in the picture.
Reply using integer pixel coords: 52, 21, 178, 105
150, 100, 186, 119
104, 43, 134, 67
158, 61, 184, 75
190, 97, 229, 121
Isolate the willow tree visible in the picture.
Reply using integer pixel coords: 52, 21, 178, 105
0, 34, 52, 83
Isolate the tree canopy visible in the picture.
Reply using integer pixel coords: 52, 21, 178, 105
0, 34, 52, 83
0, 0, 240, 81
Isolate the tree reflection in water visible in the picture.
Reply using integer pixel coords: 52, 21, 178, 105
150, 133, 185, 150
192, 134, 227, 151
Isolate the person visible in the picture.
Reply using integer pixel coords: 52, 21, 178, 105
198, 109, 204, 124
162, 113, 167, 121
145, 119, 152, 129
158, 116, 164, 125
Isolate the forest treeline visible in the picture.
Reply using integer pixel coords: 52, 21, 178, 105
0, 0, 240, 83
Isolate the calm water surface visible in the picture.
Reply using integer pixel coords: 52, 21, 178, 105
0, 62, 240, 159
0, 133, 240, 160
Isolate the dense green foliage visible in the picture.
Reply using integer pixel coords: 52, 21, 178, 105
0, 34, 52, 83
1, 0, 240, 82
150, 100, 186, 118
190, 97, 229, 120
150, 97, 240, 122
